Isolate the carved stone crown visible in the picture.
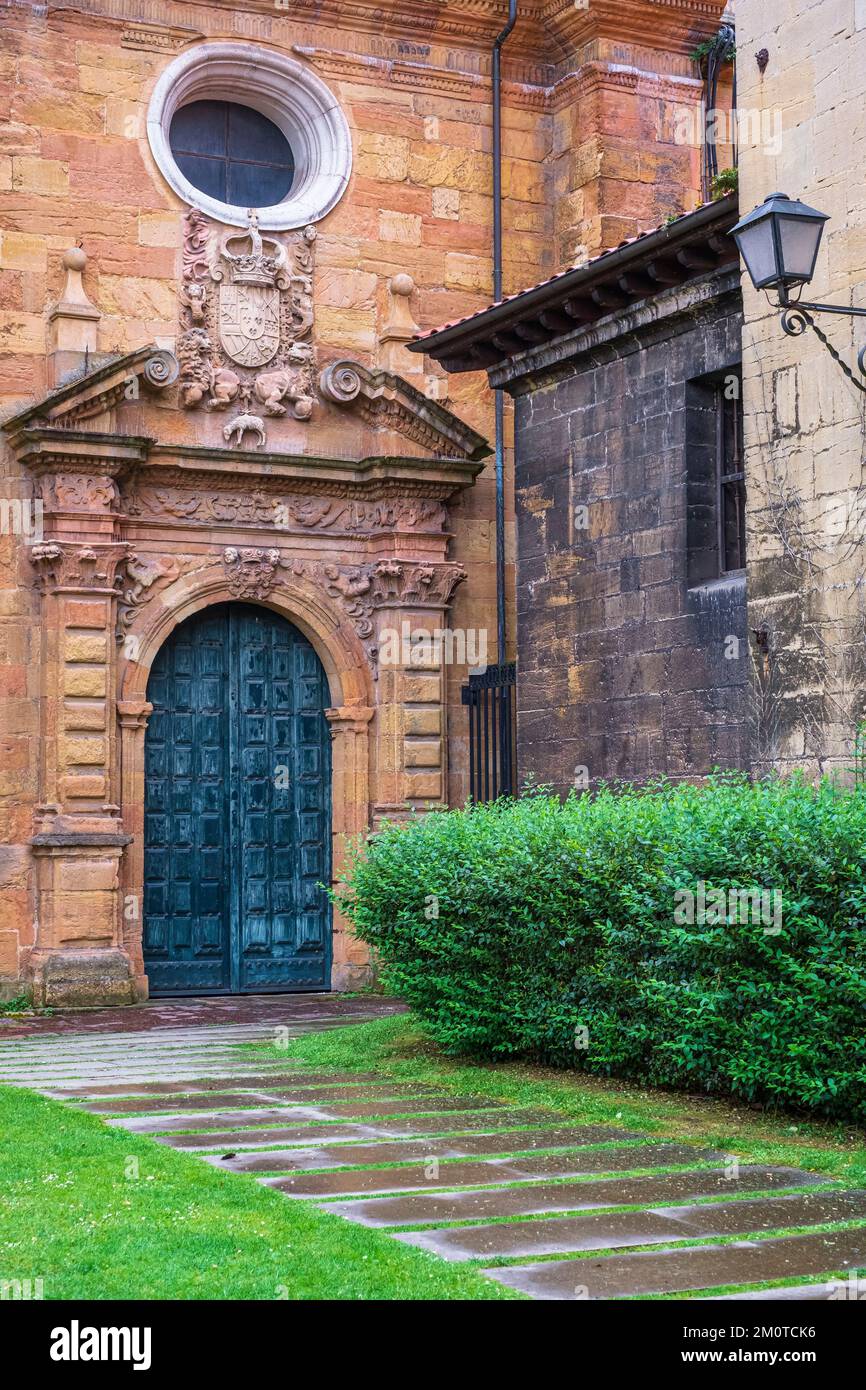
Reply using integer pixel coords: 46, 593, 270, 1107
217, 210, 287, 288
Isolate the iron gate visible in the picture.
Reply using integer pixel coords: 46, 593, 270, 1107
461, 661, 516, 803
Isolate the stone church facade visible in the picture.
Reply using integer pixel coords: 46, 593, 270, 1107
0, 0, 729, 1004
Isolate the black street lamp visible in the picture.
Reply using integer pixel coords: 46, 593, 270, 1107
731, 192, 866, 387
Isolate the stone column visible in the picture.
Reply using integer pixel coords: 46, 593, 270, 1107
28, 539, 135, 1007
325, 705, 374, 990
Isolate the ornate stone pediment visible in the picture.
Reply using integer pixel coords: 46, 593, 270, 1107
173, 207, 492, 458
2, 345, 178, 441
318, 361, 489, 461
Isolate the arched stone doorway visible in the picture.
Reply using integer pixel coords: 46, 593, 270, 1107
142, 601, 332, 995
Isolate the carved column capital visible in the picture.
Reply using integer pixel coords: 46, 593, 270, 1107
117, 699, 153, 731
31, 540, 131, 595
369, 559, 467, 610
325, 705, 375, 736
37, 470, 122, 517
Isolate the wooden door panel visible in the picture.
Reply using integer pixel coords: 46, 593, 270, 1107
144, 602, 331, 995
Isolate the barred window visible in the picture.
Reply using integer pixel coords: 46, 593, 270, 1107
147, 43, 352, 231
169, 100, 295, 208
686, 367, 747, 584
716, 372, 746, 573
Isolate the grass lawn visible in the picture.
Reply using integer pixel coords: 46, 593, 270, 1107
0, 1084, 519, 1300
251, 1013, 866, 1188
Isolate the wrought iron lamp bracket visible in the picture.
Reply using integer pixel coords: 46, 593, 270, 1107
776, 289, 866, 391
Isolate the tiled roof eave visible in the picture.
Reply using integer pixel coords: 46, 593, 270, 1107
410, 194, 740, 373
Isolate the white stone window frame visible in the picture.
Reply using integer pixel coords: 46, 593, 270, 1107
147, 43, 352, 230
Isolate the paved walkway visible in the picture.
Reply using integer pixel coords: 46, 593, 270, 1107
2, 995, 865, 1300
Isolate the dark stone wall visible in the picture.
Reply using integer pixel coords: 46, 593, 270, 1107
511, 284, 748, 795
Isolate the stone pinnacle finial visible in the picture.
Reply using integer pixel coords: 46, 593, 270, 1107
379, 273, 421, 374
48, 245, 101, 385
57, 247, 97, 313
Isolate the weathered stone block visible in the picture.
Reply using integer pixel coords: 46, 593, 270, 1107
138, 211, 179, 248
64, 633, 107, 662
37, 949, 135, 1008
432, 187, 459, 220
404, 770, 442, 799
61, 773, 107, 799
403, 706, 441, 736
11, 156, 69, 195
357, 131, 409, 182
65, 600, 107, 628
63, 668, 106, 697
57, 856, 118, 893
0, 230, 47, 271
0, 931, 19, 975
63, 735, 107, 765
63, 702, 107, 732
378, 209, 422, 245
402, 674, 442, 702
404, 738, 441, 768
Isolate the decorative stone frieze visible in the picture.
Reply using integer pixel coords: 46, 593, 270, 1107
126, 486, 448, 534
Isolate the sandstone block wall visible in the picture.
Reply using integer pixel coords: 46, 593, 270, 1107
736, 0, 866, 776
512, 282, 748, 794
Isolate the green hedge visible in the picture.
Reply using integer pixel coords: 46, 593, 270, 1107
335, 776, 866, 1121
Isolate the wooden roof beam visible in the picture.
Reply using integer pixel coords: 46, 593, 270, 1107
513, 319, 550, 344
645, 258, 684, 285
562, 296, 598, 322
676, 245, 718, 272
491, 330, 525, 354
538, 306, 577, 333
591, 284, 630, 310
618, 271, 656, 297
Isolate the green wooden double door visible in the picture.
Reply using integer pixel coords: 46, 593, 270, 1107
143, 604, 332, 995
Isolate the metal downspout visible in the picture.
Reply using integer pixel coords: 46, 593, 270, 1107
492, 0, 517, 662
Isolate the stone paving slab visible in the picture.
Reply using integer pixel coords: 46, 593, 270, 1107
7, 1064, 315, 1084
46, 1072, 387, 1097
0, 1037, 357, 1072
161, 1107, 568, 1149
265, 1143, 722, 1198
706, 1282, 850, 1300
79, 1083, 441, 1113
203, 1127, 648, 1174
396, 1189, 866, 1261
326, 1166, 834, 1228
483, 1227, 866, 1300
0, 995, 403, 1038
106, 1103, 393, 1129
113, 1096, 508, 1134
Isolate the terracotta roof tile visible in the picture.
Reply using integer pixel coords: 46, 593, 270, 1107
415, 200, 723, 343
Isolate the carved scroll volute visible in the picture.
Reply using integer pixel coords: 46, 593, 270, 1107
319, 362, 362, 404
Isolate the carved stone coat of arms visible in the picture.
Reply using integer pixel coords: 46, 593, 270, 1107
177, 208, 317, 446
